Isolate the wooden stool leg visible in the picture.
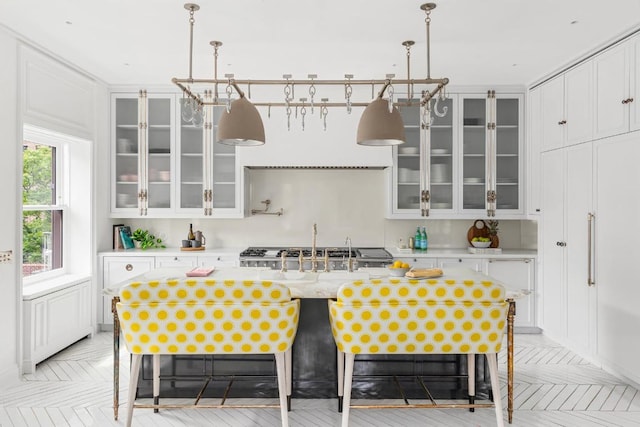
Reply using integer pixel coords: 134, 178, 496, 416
468, 353, 475, 412
337, 349, 344, 412
153, 354, 160, 413
126, 354, 142, 427
275, 352, 290, 427
486, 353, 505, 427
341, 353, 355, 427
285, 347, 292, 411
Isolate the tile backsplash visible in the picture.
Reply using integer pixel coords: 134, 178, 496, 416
121, 169, 537, 250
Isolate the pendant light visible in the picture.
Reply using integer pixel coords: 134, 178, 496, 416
217, 94, 265, 146
356, 98, 405, 146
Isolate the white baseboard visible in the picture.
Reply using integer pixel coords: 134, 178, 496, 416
0, 362, 20, 391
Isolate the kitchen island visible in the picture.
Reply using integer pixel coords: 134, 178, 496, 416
106, 267, 519, 422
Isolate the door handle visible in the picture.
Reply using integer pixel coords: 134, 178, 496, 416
588, 212, 595, 286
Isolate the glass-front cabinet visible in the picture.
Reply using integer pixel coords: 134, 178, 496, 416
112, 92, 173, 215
177, 99, 239, 215
389, 91, 522, 218
111, 91, 242, 218
393, 97, 455, 214
461, 93, 522, 215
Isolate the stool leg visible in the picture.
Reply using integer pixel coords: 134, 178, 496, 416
275, 352, 290, 427
126, 354, 142, 427
285, 348, 292, 411
486, 353, 505, 427
341, 353, 355, 427
153, 354, 160, 413
468, 353, 475, 412
337, 349, 344, 412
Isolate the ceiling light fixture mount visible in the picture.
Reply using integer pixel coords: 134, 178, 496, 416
171, 2, 449, 147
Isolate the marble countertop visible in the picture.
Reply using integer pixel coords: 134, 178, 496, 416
103, 266, 529, 300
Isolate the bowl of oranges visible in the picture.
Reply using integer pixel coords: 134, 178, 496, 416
388, 260, 411, 277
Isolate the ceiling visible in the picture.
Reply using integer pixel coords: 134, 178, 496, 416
1, 0, 640, 88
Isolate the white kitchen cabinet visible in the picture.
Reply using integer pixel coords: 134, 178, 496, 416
111, 91, 175, 216
111, 91, 244, 218
527, 86, 542, 215
388, 91, 523, 219
392, 96, 455, 216
177, 97, 244, 218
539, 62, 593, 153
486, 258, 536, 329
155, 255, 198, 268
437, 257, 485, 272
101, 256, 154, 325
594, 33, 640, 139
540, 143, 595, 354
540, 149, 564, 340
460, 92, 523, 217
198, 254, 239, 268
396, 257, 438, 269
594, 133, 640, 385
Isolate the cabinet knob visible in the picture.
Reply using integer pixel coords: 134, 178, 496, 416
556, 241, 567, 247
125, 264, 133, 271
174, 257, 178, 261
558, 120, 567, 125
622, 98, 634, 104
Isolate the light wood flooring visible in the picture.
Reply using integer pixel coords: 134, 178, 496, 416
1, 332, 639, 426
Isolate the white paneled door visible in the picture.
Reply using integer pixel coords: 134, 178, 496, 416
540, 149, 565, 340
565, 143, 594, 356
595, 133, 640, 385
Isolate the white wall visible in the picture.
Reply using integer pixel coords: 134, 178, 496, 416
124, 168, 535, 250
0, 27, 20, 387
0, 26, 106, 386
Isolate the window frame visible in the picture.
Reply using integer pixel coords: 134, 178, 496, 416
22, 126, 69, 284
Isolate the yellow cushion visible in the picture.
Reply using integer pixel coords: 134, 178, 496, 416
329, 279, 508, 355
117, 280, 299, 355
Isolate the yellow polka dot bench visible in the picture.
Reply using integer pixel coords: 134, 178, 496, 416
116, 278, 300, 427
328, 278, 509, 427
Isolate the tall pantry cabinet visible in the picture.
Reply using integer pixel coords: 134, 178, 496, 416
533, 31, 640, 384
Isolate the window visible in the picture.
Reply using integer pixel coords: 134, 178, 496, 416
22, 140, 65, 277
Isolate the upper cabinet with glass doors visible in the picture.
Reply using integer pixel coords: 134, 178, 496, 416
112, 91, 174, 216
388, 91, 523, 219
111, 91, 243, 218
391, 96, 454, 215
461, 92, 523, 216
177, 94, 240, 217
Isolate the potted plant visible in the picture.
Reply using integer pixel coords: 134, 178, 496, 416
131, 228, 166, 250
487, 220, 499, 248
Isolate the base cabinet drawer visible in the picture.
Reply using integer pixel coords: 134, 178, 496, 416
437, 258, 485, 272
102, 256, 155, 325
486, 258, 536, 329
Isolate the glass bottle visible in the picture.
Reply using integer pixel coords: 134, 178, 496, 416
421, 227, 428, 250
188, 223, 195, 240
414, 227, 422, 250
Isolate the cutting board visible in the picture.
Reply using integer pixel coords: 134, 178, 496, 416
467, 219, 499, 248
467, 219, 489, 244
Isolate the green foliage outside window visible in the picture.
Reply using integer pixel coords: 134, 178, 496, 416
23, 145, 53, 264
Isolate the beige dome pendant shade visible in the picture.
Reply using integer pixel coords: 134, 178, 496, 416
217, 96, 266, 146
357, 98, 406, 146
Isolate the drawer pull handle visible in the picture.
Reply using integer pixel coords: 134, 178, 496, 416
125, 264, 133, 271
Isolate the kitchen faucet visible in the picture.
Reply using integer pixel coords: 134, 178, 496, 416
345, 236, 354, 272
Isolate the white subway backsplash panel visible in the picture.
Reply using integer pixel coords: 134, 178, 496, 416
124, 169, 536, 250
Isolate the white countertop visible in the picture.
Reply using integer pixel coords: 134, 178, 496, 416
386, 247, 537, 258
103, 266, 528, 300
99, 247, 536, 259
